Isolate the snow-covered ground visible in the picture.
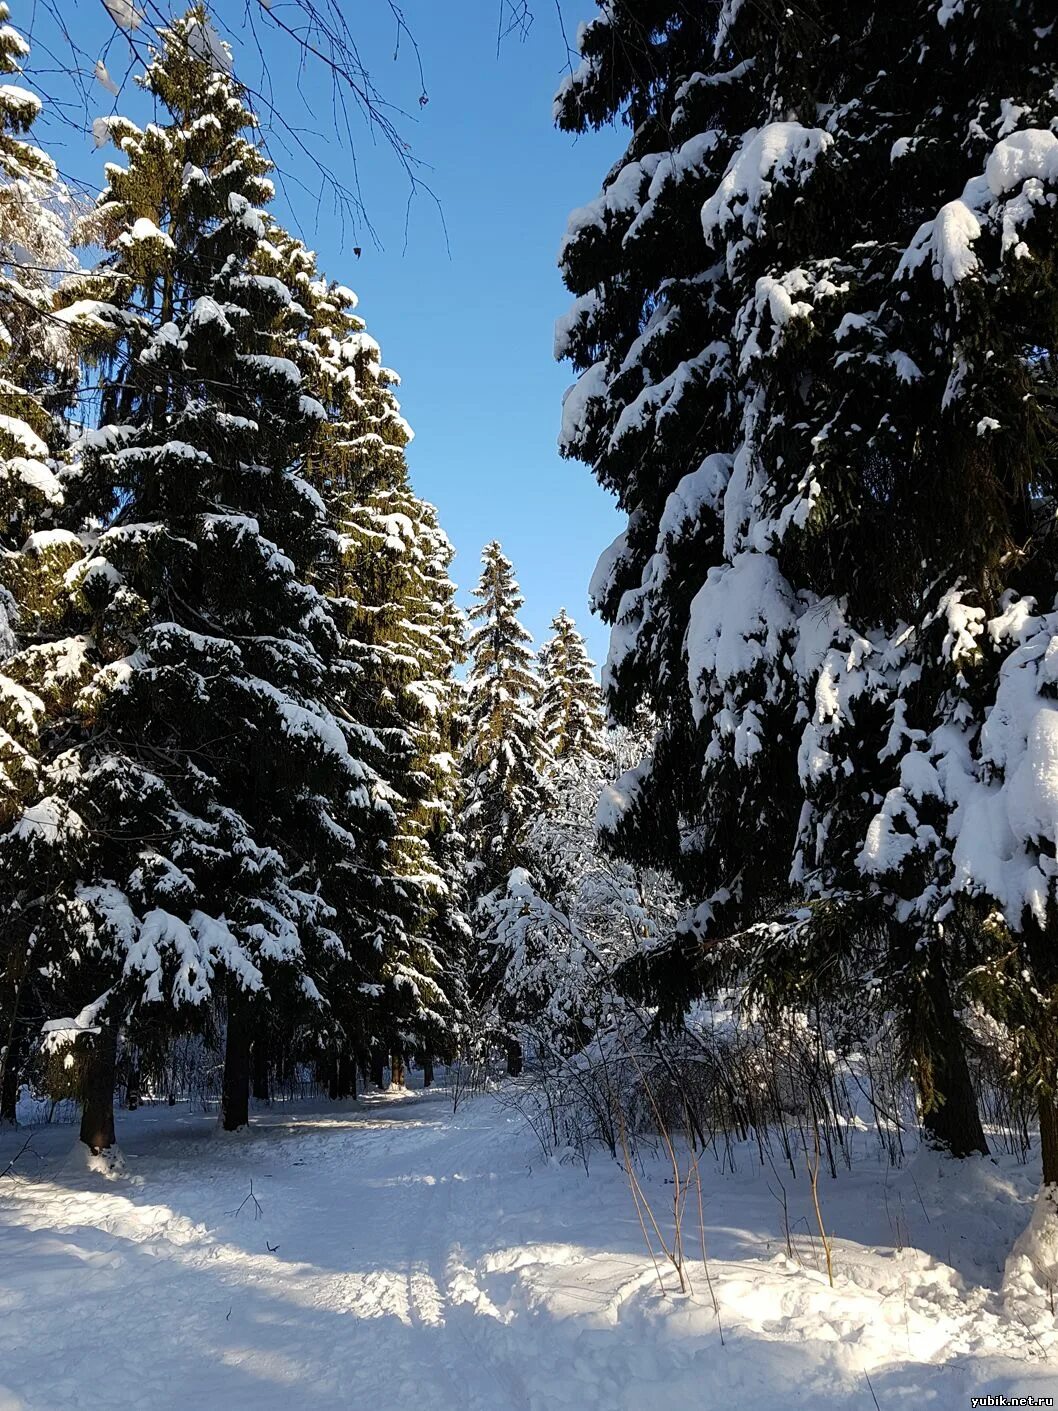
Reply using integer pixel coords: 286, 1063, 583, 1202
0, 1088, 1055, 1410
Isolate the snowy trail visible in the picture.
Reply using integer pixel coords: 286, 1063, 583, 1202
1, 1090, 1056, 1410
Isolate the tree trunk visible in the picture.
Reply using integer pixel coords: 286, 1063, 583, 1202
336, 1048, 356, 1100
505, 1039, 523, 1078
0, 1025, 26, 1125
390, 1052, 405, 1089
1040, 1091, 1058, 1187
918, 950, 988, 1158
79, 1025, 118, 1153
222, 988, 251, 1132
0, 941, 33, 1128
0, 1050, 18, 1125
423, 1055, 434, 1089
251, 1032, 270, 1103
370, 1050, 386, 1090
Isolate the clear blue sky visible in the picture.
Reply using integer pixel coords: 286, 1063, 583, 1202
27, 0, 624, 668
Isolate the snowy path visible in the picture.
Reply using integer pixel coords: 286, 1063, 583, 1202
1, 1090, 1056, 1409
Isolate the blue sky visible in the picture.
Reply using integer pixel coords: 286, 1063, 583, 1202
27, 0, 624, 668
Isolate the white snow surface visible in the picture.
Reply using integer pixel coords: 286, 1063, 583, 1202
0, 1088, 1054, 1410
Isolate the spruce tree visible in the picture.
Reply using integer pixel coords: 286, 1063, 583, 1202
554, 0, 1057, 1161
483, 723, 679, 1055
537, 608, 605, 764
331, 485, 470, 1080
463, 542, 546, 897
462, 542, 546, 1071
831, 4, 1058, 1181
2, 8, 392, 1146
259, 228, 471, 1083
385, 495, 472, 1075
0, 3, 79, 1125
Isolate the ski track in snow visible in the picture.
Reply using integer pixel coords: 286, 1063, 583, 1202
0, 1089, 1055, 1409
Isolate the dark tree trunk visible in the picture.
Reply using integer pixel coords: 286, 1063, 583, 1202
336, 1048, 356, 1100
918, 949, 988, 1158
0, 953, 31, 1127
79, 1025, 118, 1153
390, 1052, 405, 1089
1040, 1091, 1058, 1187
1, 1021, 28, 1126
505, 1039, 523, 1078
370, 1050, 386, 1090
251, 1032, 270, 1103
326, 1053, 340, 1101
222, 988, 251, 1132
1, 1037, 21, 1125
423, 1055, 434, 1089
1, 1053, 18, 1125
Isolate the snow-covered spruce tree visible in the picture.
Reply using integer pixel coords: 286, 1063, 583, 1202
380, 495, 472, 1079
352, 492, 472, 1081
481, 607, 611, 1050
840, 7, 1058, 1189
555, 1, 1057, 1160
538, 607, 605, 762
0, 4, 80, 1125
484, 607, 606, 1050
463, 541, 547, 1071
554, 0, 842, 1051
3, 9, 391, 1147
483, 721, 679, 1056
464, 542, 547, 895
484, 623, 671, 1057
260, 231, 471, 1085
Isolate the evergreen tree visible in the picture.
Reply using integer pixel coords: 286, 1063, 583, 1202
463, 542, 546, 898
830, 3, 1058, 1184
388, 495, 472, 1076
332, 485, 470, 1080
482, 724, 678, 1055
2, 8, 393, 1147
537, 608, 605, 764
462, 542, 546, 1070
554, 0, 1057, 1162
258, 228, 471, 1083
0, 3, 80, 1125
